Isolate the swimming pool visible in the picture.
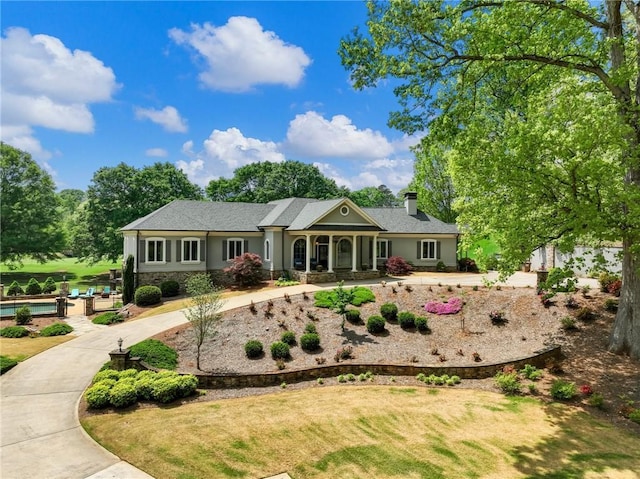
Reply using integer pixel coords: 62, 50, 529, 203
0, 301, 57, 317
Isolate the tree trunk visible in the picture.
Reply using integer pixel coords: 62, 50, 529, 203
608, 239, 640, 358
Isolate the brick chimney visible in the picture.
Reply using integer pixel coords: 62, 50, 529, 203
404, 191, 417, 215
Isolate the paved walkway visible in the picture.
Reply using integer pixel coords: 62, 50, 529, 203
0, 273, 598, 479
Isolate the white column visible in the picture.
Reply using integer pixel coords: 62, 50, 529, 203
352, 235, 358, 272
372, 235, 378, 271
305, 234, 311, 273
328, 234, 334, 272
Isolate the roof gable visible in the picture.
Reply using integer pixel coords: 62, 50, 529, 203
287, 198, 384, 231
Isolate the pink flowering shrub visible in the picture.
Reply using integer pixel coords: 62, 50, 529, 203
424, 297, 463, 315
579, 384, 593, 396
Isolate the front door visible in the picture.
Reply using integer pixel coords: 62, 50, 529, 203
336, 238, 352, 268
316, 244, 329, 268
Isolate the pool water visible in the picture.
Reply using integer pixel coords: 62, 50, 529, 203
0, 301, 57, 317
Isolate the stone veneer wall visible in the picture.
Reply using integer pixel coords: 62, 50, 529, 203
190, 345, 562, 389
292, 270, 382, 284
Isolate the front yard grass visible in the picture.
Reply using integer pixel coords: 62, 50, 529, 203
0, 335, 73, 363
81, 386, 640, 479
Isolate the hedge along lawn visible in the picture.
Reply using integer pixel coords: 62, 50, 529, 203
0, 257, 120, 292
0, 335, 73, 362
81, 386, 640, 479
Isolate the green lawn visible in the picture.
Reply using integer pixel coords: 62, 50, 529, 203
0, 257, 121, 293
465, 238, 500, 260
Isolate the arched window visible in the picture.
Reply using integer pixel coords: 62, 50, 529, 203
293, 238, 306, 270
264, 239, 271, 261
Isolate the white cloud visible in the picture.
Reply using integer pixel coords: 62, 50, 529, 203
313, 162, 352, 190
169, 17, 311, 92
145, 148, 168, 157
285, 111, 394, 159
0, 27, 118, 166
177, 127, 285, 186
135, 106, 188, 133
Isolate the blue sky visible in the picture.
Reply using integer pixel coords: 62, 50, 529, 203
1, 1, 421, 194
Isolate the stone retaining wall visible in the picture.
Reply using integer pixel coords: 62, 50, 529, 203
191, 345, 562, 389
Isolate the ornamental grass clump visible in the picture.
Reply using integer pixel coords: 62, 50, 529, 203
424, 297, 463, 315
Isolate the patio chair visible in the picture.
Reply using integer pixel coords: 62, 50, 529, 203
83, 287, 95, 297
68, 288, 80, 299
101, 286, 111, 298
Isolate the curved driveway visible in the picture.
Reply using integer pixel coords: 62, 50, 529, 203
0, 273, 596, 479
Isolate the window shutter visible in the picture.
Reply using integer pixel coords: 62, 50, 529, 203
222, 240, 228, 261
368, 239, 372, 261
139, 240, 146, 263
176, 240, 182, 262
200, 239, 205, 262
436, 241, 441, 260
165, 240, 171, 262
243, 240, 249, 255
417, 241, 421, 259
388, 241, 392, 257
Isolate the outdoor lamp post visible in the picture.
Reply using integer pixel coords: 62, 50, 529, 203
118, 337, 123, 352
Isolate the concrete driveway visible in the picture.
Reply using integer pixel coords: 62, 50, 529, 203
0, 273, 598, 479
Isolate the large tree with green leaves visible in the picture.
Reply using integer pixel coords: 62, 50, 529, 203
349, 185, 400, 207
409, 143, 456, 223
340, 0, 640, 358
206, 160, 348, 202
77, 162, 203, 262
0, 143, 65, 267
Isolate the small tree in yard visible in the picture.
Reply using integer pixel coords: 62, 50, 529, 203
183, 273, 225, 370
122, 255, 134, 305
224, 252, 263, 286
330, 281, 354, 331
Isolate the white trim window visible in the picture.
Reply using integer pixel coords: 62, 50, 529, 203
377, 239, 389, 259
264, 239, 271, 261
182, 237, 200, 263
421, 240, 438, 260
146, 238, 165, 263
227, 238, 244, 260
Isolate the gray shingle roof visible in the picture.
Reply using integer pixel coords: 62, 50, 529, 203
121, 199, 459, 235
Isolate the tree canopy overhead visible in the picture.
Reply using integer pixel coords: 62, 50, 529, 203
205, 160, 348, 203
0, 143, 65, 267
349, 185, 401, 207
340, 0, 640, 358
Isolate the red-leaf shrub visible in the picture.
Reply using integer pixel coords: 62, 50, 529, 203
384, 256, 413, 275
607, 280, 622, 297
224, 253, 263, 286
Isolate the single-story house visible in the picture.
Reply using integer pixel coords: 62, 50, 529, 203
121, 192, 460, 286
530, 243, 622, 277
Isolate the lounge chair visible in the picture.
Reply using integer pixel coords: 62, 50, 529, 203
68, 288, 80, 299
101, 286, 111, 298
83, 287, 95, 297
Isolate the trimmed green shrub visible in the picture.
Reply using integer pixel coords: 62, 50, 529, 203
550, 380, 577, 400
300, 332, 320, 351
398, 311, 416, 329
520, 364, 543, 381
0, 326, 29, 338
366, 315, 386, 334
380, 303, 398, 322
42, 277, 57, 294
628, 409, 640, 424
1, 355, 18, 374
160, 280, 180, 297
314, 286, 375, 308
270, 341, 290, 359
40, 323, 73, 337
415, 316, 429, 331
25, 278, 42, 295
109, 381, 138, 408
85, 383, 113, 409
92, 369, 121, 383
92, 312, 123, 325
436, 261, 447, 272
15, 306, 32, 325
244, 340, 264, 358
129, 339, 178, 370
304, 322, 317, 334
135, 371, 158, 400
281, 331, 296, 345
495, 372, 521, 395
350, 287, 376, 306
134, 285, 162, 306
7, 281, 24, 296
344, 309, 361, 324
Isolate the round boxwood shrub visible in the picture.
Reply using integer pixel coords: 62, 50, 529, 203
92, 312, 123, 325
7, 281, 24, 296
15, 306, 32, 325
25, 278, 42, 295
304, 322, 317, 334
85, 383, 113, 409
244, 340, 264, 358
345, 309, 361, 324
415, 316, 429, 332
42, 277, 57, 294
109, 381, 138, 408
40, 323, 73, 337
129, 339, 177, 370
380, 303, 398, 322
281, 331, 296, 345
160, 280, 180, 297
0, 326, 29, 338
366, 315, 386, 334
300, 332, 320, 351
270, 341, 290, 359
134, 285, 162, 306
398, 311, 416, 329
92, 369, 121, 384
